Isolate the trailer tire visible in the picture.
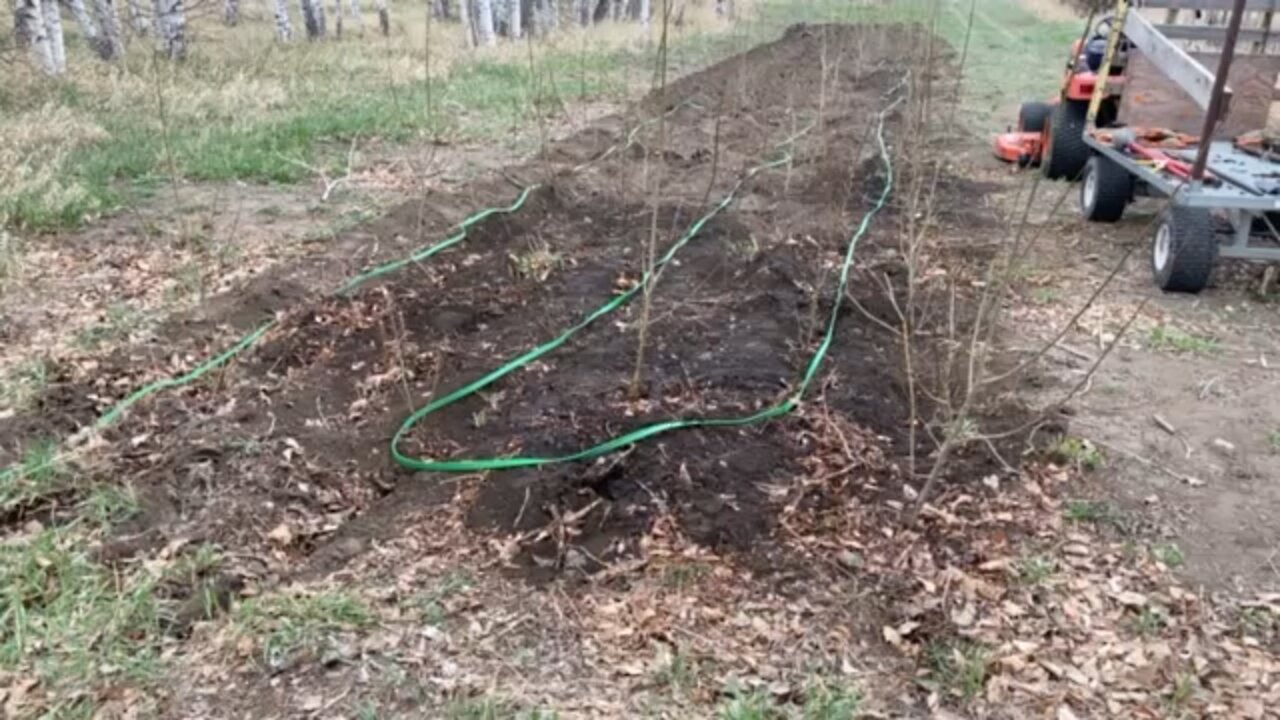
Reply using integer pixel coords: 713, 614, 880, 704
1042, 100, 1090, 181
1018, 101, 1052, 133
1152, 206, 1217, 294
1080, 155, 1130, 222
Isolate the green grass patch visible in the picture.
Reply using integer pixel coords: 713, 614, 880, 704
0, 440, 76, 514
1131, 606, 1167, 637
1151, 542, 1184, 568
1053, 437, 1104, 471
234, 590, 374, 669
661, 561, 711, 590
921, 638, 988, 702
801, 677, 863, 720
1, 357, 49, 412
924, 640, 990, 702
1017, 554, 1055, 586
1063, 498, 1125, 526
0, 522, 166, 716
446, 695, 560, 720
716, 685, 786, 720
407, 570, 474, 627
1031, 287, 1059, 305
1147, 325, 1221, 355
74, 302, 149, 350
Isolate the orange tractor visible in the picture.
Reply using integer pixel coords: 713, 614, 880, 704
994, 16, 1131, 179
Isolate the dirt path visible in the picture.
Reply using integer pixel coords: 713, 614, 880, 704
1005, 187, 1280, 593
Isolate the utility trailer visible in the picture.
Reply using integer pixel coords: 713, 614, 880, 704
1052, 0, 1280, 293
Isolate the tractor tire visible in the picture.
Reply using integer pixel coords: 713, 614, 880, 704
1042, 100, 1090, 181
1152, 206, 1218, 294
1018, 101, 1052, 133
1080, 155, 1130, 222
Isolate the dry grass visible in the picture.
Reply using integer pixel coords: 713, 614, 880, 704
0, 0, 749, 233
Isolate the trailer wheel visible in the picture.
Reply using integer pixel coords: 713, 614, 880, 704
1080, 155, 1130, 222
1152, 206, 1218, 294
1042, 100, 1090, 181
1018, 101, 1052, 133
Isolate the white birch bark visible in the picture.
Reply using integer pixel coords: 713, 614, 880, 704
90, 0, 124, 59
507, 0, 518, 37
41, 0, 66, 73
474, 0, 494, 45
347, 0, 361, 33
15, 0, 58, 73
330, 0, 340, 36
223, 0, 237, 24
372, 0, 386, 35
459, 0, 474, 46
125, 0, 147, 33
152, 0, 184, 58
272, 0, 291, 39
61, 0, 98, 41
636, 0, 647, 27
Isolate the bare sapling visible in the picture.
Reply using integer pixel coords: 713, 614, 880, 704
894, 8, 1180, 522
628, 0, 672, 400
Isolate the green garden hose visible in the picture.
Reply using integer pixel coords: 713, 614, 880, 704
390, 97, 903, 473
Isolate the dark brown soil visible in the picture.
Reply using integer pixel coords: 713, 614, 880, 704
3, 23, 1018, 587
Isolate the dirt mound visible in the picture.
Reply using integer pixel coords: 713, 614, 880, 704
2, 23, 1015, 586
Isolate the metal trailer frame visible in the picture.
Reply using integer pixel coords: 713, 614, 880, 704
1077, 0, 1280, 290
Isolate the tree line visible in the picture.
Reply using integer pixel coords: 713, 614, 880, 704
9, 0, 718, 76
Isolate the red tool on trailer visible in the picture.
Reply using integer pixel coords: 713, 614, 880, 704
993, 15, 1131, 176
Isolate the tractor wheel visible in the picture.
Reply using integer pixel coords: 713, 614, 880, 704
1042, 100, 1090, 181
1080, 155, 1130, 223
1018, 101, 1052, 133
1152, 206, 1217, 293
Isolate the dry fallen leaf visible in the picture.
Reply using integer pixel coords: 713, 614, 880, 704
267, 523, 294, 546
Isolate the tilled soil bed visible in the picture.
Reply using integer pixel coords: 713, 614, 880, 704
2, 23, 1003, 588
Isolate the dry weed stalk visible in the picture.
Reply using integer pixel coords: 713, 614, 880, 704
629, 0, 673, 399
889, 7, 1182, 522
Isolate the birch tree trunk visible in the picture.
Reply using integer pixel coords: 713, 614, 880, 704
61, 0, 99, 42
152, 0, 185, 59
15, 0, 58, 73
330, 0, 340, 36
90, 0, 124, 59
507, 0, 518, 37
298, 0, 323, 38
459, 0, 474, 46
474, 0, 495, 45
272, 0, 291, 39
372, 0, 386, 35
223, 0, 237, 24
347, 0, 361, 33
636, 0, 647, 27
41, 0, 66, 73
126, 0, 147, 33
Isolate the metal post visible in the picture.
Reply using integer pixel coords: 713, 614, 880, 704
1190, 0, 1250, 181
